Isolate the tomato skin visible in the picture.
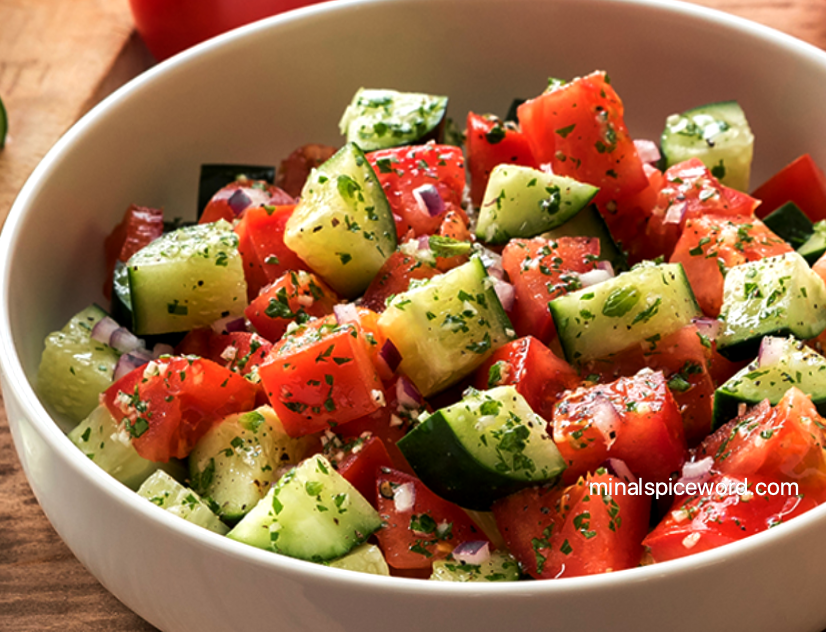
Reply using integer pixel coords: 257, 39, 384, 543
644, 473, 818, 563
103, 356, 258, 462
466, 112, 537, 207
242, 204, 310, 283
245, 271, 338, 343
493, 471, 650, 579
276, 143, 337, 198
327, 435, 394, 508
103, 204, 164, 299
474, 336, 580, 422
753, 154, 826, 221
233, 214, 270, 300
199, 180, 293, 225
366, 143, 466, 238
360, 250, 440, 313
517, 71, 647, 205
375, 468, 488, 569
670, 213, 790, 316
552, 370, 687, 485
501, 236, 600, 345
258, 323, 384, 437
207, 331, 272, 376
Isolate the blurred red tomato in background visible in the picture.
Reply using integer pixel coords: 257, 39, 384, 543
129, 0, 328, 60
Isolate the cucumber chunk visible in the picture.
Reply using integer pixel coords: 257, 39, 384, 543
128, 219, 247, 335
284, 142, 396, 298
37, 304, 119, 427
227, 455, 381, 562
189, 406, 315, 523
326, 543, 390, 576
762, 202, 813, 250
475, 165, 598, 244
660, 100, 754, 191
541, 204, 627, 272
549, 262, 701, 363
68, 405, 160, 490
430, 550, 520, 582
137, 470, 229, 535
717, 253, 826, 360
398, 386, 565, 510
339, 88, 448, 151
377, 257, 514, 397
798, 220, 826, 265
713, 337, 826, 428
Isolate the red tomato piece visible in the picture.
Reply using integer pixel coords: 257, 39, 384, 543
474, 336, 580, 422
501, 236, 600, 345
644, 472, 818, 563
552, 369, 687, 485
276, 143, 338, 198
493, 470, 650, 579
517, 71, 647, 205
325, 435, 394, 508
243, 204, 311, 284
103, 356, 258, 462
208, 331, 272, 376
360, 250, 440, 313
465, 112, 537, 207
753, 154, 826, 221
434, 209, 472, 272
245, 271, 339, 343
174, 327, 214, 358
199, 179, 293, 225
366, 143, 466, 238
670, 214, 791, 316
258, 322, 385, 437
375, 468, 489, 569
233, 214, 270, 300
103, 204, 164, 299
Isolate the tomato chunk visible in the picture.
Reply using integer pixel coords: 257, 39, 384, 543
552, 369, 687, 484
103, 356, 258, 462
517, 71, 647, 205
375, 468, 488, 569
753, 154, 826, 221
207, 331, 272, 377
242, 204, 311, 284
103, 204, 164, 298
199, 179, 293, 225
360, 250, 440, 313
325, 435, 394, 508
493, 470, 650, 578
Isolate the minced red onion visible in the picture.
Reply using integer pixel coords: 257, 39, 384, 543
211, 315, 246, 334
577, 268, 613, 288
113, 350, 153, 381
680, 456, 714, 482
91, 316, 119, 345
413, 184, 445, 217
664, 201, 687, 225
227, 188, 252, 215
758, 336, 785, 368
634, 139, 661, 166
492, 277, 515, 311
605, 458, 638, 483
396, 376, 424, 409
476, 246, 504, 280
692, 317, 721, 341
334, 303, 360, 326
452, 541, 491, 566
590, 395, 621, 449
378, 339, 402, 373
417, 235, 431, 250
393, 482, 416, 513
91, 316, 144, 354
597, 260, 615, 276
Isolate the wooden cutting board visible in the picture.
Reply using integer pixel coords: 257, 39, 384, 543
1, 1, 825, 630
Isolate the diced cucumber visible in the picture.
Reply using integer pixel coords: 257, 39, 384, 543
137, 470, 228, 535
37, 304, 120, 427
127, 219, 246, 335
326, 543, 390, 576
377, 257, 515, 397
283, 143, 396, 298
339, 88, 448, 151
762, 202, 813, 250
111, 260, 133, 327
713, 337, 826, 428
717, 253, 826, 360
397, 386, 565, 510
549, 262, 701, 363
430, 550, 520, 582
68, 405, 160, 490
660, 100, 754, 191
798, 220, 826, 265
189, 406, 315, 523
541, 204, 627, 272
475, 165, 598, 244
227, 455, 381, 562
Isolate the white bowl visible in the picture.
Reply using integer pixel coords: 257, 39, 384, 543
3, 1, 826, 630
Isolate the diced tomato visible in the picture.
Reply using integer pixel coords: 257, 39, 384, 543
103, 204, 164, 298
670, 214, 791, 316
199, 179, 293, 225
465, 112, 537, 207
245, 271, 338, 343
361, 250, 440, 313
434, 210, 472, 272
753, 154, 826, 221
375, 468, 489, 569
366, 143, 466, 238
233, 215, 270, 300
501, 236, 600, 345
694, 387, 826, 496
326, 435, 394, 508
552, 369, 687, 484
517, 71, 647, 205
103, 356, 258, 462
242, 204, 310, 284
474, 336, 580, 422
644, 472, 818, 563
207, 331, 272, 377
276, 143, 338, 198
493, 470, 650, 579
175, 327, 214, 358
258, 322, 384, 437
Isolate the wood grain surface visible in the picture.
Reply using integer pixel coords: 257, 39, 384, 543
1, 1, 825, 630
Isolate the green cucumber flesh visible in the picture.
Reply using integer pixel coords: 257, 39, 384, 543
798, 220, 826, 265
326, 543, 390, 576
137, 470, 228, 535
430, 550, 520, 582
475, 165, 598, 244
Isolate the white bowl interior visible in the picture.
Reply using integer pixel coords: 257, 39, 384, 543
4, 1, 826, 631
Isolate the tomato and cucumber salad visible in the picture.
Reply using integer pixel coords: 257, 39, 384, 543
37, 71, 826, 580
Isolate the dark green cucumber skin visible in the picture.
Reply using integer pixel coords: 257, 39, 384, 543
798, 225, 826, 264
197, 163, 275, 215
763, 202, 813, 249
397, 412, 550, 511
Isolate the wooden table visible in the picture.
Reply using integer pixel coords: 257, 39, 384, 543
1, 1, 825, 629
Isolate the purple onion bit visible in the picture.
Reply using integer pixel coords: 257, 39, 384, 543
492, 277, 515, 312
396, 376, 424, 410
91, 315, 144, 354
602, 457, 638, 484
113, 349, 153, 381
633, 138, 661, 166
412, 184, 445, 217
227, 188, 252, 215
451, 541, 491, 566
379, 339, 402, 373
333, 303, 360, 326
211, 315, 247, 334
